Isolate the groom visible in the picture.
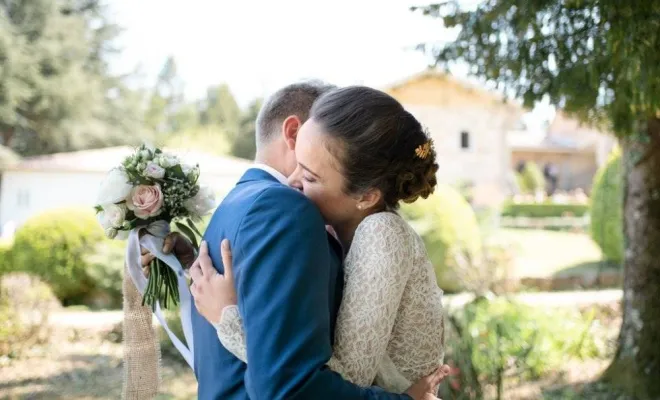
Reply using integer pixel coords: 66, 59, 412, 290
154, 82, 443, 399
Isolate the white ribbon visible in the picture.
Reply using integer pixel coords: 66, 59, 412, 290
125, 221, 195, 370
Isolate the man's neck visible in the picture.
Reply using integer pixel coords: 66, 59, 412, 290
254, 152, 287, 178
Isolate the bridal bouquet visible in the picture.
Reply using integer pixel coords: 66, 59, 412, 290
95, 144, 216, 310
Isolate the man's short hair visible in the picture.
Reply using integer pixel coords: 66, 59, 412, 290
256, 80, 337, 145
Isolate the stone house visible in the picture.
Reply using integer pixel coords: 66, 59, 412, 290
509, 111, 617, 193
384, 69, 525, 206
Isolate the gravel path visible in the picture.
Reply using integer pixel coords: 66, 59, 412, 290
50, 289, 622, 328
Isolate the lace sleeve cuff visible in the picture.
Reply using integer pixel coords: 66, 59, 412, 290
213, 305, 248, 363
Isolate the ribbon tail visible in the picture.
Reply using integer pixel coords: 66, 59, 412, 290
125, 228, 195, 371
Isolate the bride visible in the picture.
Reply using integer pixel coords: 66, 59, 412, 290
188, 86, 447, 394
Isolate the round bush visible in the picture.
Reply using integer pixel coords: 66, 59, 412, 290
400, 184, 482, 292
0, 239, 12, 276
83, 239, 125, 308
11, 208, 106, 304
518, 162, 546, 194
0, 273, 60, 357
590, 149, 623, 264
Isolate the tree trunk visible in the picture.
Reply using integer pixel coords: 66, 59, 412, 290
1, 127, 14, 146
604, 117, 660, 399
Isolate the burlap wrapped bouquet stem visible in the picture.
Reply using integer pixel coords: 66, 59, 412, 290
122, 262, 160, 399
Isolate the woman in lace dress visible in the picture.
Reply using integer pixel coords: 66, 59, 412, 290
191, 86, 446, 393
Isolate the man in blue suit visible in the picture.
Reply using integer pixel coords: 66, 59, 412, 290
158, 82, 442, 399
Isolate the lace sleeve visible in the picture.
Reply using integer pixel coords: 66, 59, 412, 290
213, 305, 247, 363
327, 213, 414, 387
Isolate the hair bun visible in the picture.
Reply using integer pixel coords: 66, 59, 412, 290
395, 159, 439, 204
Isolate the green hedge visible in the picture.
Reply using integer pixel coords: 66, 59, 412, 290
590, 149, 624, 264
400, 184, 482, 293
501, 202, 590, 218
10, 208, 107, 305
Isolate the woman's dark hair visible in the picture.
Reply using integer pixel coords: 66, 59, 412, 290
310, 86, 439, 209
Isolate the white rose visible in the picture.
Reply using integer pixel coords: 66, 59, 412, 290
97, 168, 132, 205
158, 154, 180, 168
144, 162, 165, 179
140, 149, 151, 160
97, 204, 127, 231
184, 186, 217, 217
181, 163, 194, 176
107, 204, 127, 227
115, 229, 129, 240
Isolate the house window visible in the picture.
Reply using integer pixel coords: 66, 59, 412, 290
460, 131, 470, 149
17, 190, 30, 207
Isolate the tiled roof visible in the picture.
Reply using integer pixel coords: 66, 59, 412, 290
383, 68, 525, 113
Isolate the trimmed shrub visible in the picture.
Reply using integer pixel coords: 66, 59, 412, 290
400, 185, 482, 293
590, 149, 624, 264
0, 239, 11, 276
0, 273, 60, 357
11, 208, 106, 304
501, 202, 590, 218
83, 240, 125, 308
518, 162, 546, 194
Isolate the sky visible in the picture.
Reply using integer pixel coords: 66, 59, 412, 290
108, 0, 553, 128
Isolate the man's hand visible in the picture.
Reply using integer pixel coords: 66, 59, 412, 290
140, 232, 197, 274
190, 240, 238, 325
405, 365, 451, 400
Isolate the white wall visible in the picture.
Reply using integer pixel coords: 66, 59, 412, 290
405, 104, 512, 205
0, 169, 247, 234
0, 171, 105, 230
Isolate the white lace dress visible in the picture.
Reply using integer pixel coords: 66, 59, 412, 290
214, 212, 445, 392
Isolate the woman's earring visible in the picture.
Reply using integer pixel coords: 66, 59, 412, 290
357, 204, 363, 210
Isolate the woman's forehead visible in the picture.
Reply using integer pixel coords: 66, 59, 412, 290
298, 120, 343, 174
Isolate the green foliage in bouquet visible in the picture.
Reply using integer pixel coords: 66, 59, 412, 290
11, 208, 105, 303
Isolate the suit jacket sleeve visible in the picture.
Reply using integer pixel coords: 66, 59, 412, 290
233, 186, 411, 400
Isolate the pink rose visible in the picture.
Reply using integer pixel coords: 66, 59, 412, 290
127, 184, 164, 219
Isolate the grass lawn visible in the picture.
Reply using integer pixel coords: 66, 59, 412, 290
494, 229, 607, 278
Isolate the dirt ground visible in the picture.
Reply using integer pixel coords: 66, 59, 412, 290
0, 323, 196, 400
0, 299, 622, 400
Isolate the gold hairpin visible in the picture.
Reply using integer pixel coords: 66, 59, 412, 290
415, 140, 433, 159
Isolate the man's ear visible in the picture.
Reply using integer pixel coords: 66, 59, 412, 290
281, 115, 302, 150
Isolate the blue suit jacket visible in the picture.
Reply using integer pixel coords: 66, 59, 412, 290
192, 168, 411, 400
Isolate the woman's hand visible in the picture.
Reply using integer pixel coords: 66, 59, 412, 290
405, 365, 451, 400
189, 240, 237, 325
